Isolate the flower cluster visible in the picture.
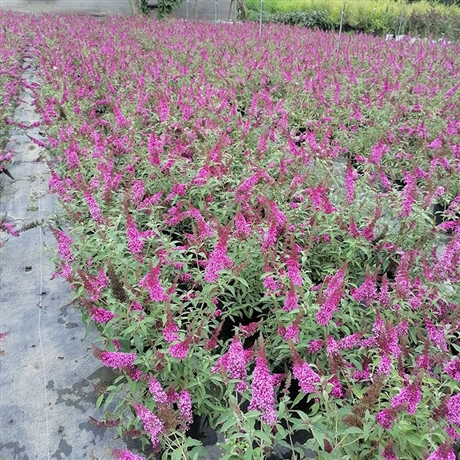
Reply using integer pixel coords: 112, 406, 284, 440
248, 340, 277, 425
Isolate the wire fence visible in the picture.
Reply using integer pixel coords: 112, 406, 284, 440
171, 0, 453, 42
172, 0, 405, 25
173, 0, 352, 47
172, 0, 238, 22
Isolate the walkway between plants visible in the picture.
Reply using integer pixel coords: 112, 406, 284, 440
0, 51, 132, 460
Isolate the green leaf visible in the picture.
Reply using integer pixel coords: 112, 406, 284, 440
133, 334, 144, 352
277, 401, 286, 419
184, 438, 203, 448
96, 393, 105, 408
405, 432, 425, 447
318, 452, 336, 460
311, 421, 328, 448
275, 424, 287, 439
343, 427, 364, 435
190, 446, 209, 459
243, 446, 254, 460
170, 449, 183, 460
220, 416, 237, 433
256, 431, 272, 445
235, 277, 249, 288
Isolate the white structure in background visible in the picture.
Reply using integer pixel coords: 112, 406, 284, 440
0, 0, 132, 15
385, 34, 452, 45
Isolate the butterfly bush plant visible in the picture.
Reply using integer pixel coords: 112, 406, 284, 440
11, 12, 460, 459
0, 13, 36, 246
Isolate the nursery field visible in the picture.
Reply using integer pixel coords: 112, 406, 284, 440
1, 12, 460, 460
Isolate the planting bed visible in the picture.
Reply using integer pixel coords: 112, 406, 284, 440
1, 12, 460, 460
0, 12, 28, 245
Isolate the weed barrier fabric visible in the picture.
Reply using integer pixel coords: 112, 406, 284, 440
0, 54, 137, 460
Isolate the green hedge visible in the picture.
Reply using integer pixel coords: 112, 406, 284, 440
242, 0, 460, 40
405, 8, 460, 40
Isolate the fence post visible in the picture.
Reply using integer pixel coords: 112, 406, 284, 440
215, 0, 218, 24
186, 0, 189, 20
259, 0, 263, 36
228, 0, 237, 22
397, 1, 406, 37
372, 0, 377, 34
336, 2, 346, 53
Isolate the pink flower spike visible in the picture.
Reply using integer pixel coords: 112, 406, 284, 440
127, 367, 144, 382
425, 318, 448, 352
112, 449, 145, 460
345, 167, 358, 204
447, 394, 460, 426
369, 141, 389, 165
445, 426, 460, 441
126, 215, 146, 256
248, 339, 277, 425
351, 272, 377, 306
212, 334, 247, 392
379, 274, 391, 308
390, 382, 421, 415
100, 351, 137, 369
235, 211, 251, 239
162, 321, 180, 343
263, 275, 278, 294
377, 355, 392, 375
261, 224, 277, 252
292, 360, 320, 394
307, 339, 324, 354
328, 374, 343, 398
283, 323, 300, 343
428, 138, 443, 150
204, 229, 233, 283
92, 307, 117, 324
0, 221, 19, 237
240, 322, 260, 338
426, 442, 456, 460
168, 339, 190, 361
283, 285, 298, 312
315, 264, 346, 326
376, 407, 398, 429
139, 265, 169, 302
338, 333, 361, 350
54, 230, 73, 262
382, 442, 398, 460
84, 191, 103, 224
445, 359, 460, 381
286, 259, 302, 287
178, 390, 193, 430
134, 404, 164, 451
148, 132, 163, 166
326, 336, 339, 356
148, 377, 168, 404
131, 180, 145, 205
